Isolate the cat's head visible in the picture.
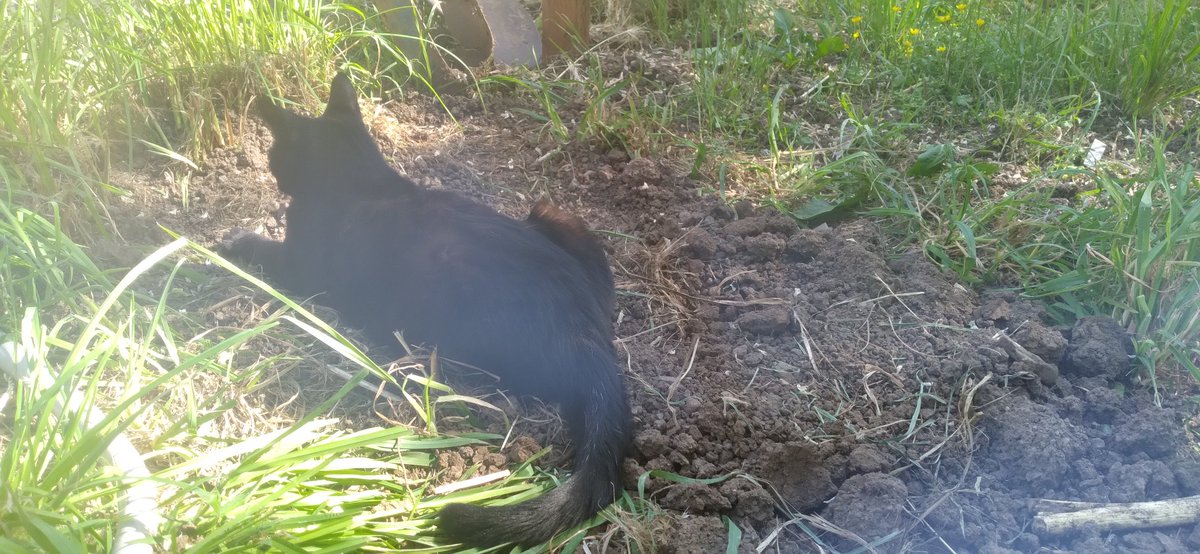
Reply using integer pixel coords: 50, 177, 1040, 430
256, 73, 392, 197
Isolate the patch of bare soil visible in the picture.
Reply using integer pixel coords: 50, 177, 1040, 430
109, 86, 1200, 553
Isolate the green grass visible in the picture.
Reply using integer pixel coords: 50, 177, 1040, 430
1029, 156, 1200, 388
865, 139, 1200, 386
2, 0, 1200, 551
560, 0, 1199, 387
561, 0, 1199, 162
828, 0, 1200, 118
0, 209, 577, 551
0, 0, 449, 235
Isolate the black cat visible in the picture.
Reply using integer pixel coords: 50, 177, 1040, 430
222, 74, 632, 547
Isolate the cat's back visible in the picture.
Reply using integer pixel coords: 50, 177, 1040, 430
341, 188, 596, 308
394, 189, 584, 267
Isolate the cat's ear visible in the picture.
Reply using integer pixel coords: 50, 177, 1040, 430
256, 95, 294, 132
323, 73, 361, 119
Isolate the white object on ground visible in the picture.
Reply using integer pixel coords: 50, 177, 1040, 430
0, 341, 162, 554
1083, 139, 1107, 168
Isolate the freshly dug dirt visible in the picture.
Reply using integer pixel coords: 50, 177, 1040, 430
107, 86, 1200, 553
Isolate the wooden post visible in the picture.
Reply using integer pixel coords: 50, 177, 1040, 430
440, 0, 494, 67
373, 0, 456, 88
541, 0, 589, 60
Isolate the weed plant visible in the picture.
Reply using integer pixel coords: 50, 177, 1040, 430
1029, 156, 1200, 389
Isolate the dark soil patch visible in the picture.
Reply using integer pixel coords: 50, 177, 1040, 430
109, 86, 1200, 553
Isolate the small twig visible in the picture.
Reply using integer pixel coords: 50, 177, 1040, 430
862, 371, 882, 416
957, 372, 992, 452
793, 312, 818, 373
1034, 495, 1200, 536
666, 336, 701, 405
1034, 499, 1109, 513
717, 270, 756, 291
823, 296, 861, 312
871, 274, 924, 321
799, 74, 829, 100
695, 296, 791, 307
858, 291, 926, 306
884, 311, 949, 358
616, 318, 686, 343
865, 363, 906, 388
992, 330, 1059, 385
534, 147, 562, 164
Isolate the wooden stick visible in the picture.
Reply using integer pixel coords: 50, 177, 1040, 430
1034, 495, 1200, 536
1033, 499, 1108, 514
541, 0, 589, 59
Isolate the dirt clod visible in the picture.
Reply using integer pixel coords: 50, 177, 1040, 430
662, 516, 732, 554
1113, 407, 1185, 459
847, 445, 894, 475
784, 227, 829, 262
825, 472, 908, 542
983, 394, 1088, 490
735, 307, 793, 336
720, 478, 775, 525
1014, 319, 1069, 365
1063, 316, 1133, 378
750, 442, 836, 512
660, 483, 732, 513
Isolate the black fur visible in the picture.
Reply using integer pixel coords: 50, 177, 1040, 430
221, 74, 632, 547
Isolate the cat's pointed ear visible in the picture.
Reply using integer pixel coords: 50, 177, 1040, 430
323, 73, 361, 119
256, 95, 293, 132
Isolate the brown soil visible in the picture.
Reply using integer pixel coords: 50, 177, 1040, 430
107, 87, 1200, 553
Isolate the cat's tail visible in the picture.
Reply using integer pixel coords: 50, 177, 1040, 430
437, 348, 630, 547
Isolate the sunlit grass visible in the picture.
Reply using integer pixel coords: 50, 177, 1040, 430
0, 204, 576, 550
0, 0, 444, 237
833, 0, 1200, 117
866, 139, 1200, 391
576, 0, 1200, 385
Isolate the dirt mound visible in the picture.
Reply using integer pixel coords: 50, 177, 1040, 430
109, 90, 1200, 553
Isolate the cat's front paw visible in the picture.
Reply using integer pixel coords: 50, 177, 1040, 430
218, 228, 267, 263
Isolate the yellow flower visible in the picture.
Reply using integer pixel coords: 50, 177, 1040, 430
937, 45, 947, 52
851, 16, 863, 24
909, 28, 921, 36
892, 5, 901, 13
976, 18, 985, 26
956, 3, 967, 10
852, 31, 861, 39
936, 14, 951, 23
